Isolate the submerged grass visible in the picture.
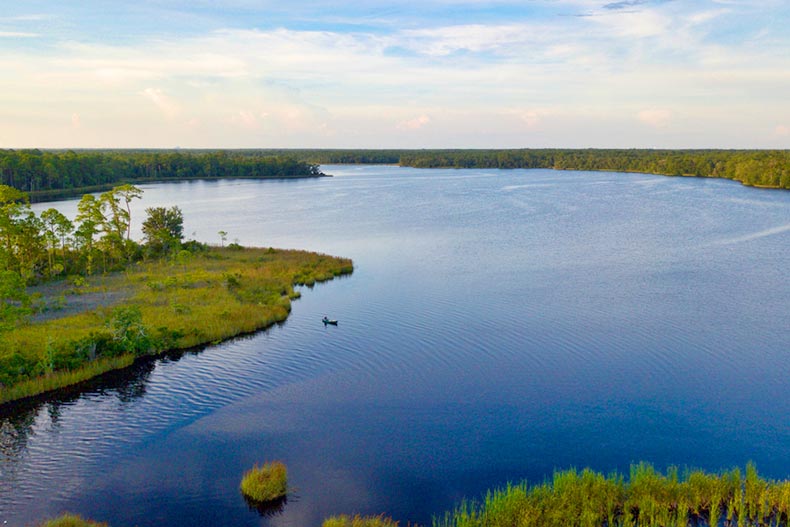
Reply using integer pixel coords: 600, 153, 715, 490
0, 247, 352, 404
434, 462, 790, 527
37, 514, 108, 527
240, 461, 289, 503
323, 515, 400, 527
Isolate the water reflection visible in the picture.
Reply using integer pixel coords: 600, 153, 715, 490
243, 495, 289, 518
0, 359, 156, 468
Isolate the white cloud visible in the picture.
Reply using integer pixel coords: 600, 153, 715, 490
0, 31, 39, 38
141, 88, 180, 119
637, 109, 671, 128
232, 110, 259, 129
592, 9, 671, 39
517, 110, 542, 129
0, 2, 789, 148
398, 115, 431, 130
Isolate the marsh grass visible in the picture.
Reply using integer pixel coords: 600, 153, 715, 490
434, 462, 790, 527
323, 514, 400, 527
240, 461, 288, 503
37, 514, 107, 527
1, 247, 352, 404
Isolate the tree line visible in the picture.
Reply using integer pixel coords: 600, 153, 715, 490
398, 149, 790, 189
226, 148, 790, 189
2, 149, 788, 195
0, 183, 188, 329
0, 150, 324, 198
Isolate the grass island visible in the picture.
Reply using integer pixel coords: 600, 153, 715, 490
240, 461, 289, 503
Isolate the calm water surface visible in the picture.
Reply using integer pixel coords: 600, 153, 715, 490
3, 166, 790, 526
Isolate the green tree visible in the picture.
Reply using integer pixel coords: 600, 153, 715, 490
74, 194, 105, 275
0, 269, 30, 331
99, 188, 128, 264
0, 185, 30, 272
114, 184, 143, 241
13, 211, 44, 282
142, 206, 183, 255
40, 208, 73, 278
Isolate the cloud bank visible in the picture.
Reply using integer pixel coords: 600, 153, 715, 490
0, 1, 788, 148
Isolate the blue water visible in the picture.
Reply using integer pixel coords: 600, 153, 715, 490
3, 166, 790, 526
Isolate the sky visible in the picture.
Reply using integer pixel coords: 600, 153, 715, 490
1, 0, 789, 149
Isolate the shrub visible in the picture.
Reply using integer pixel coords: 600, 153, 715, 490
240, 461, 288, 503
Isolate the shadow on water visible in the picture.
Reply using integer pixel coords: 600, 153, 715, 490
0, 310, 295, 444
0, 359, 156, 462
0, 338, 227, 457
242, 495, 289, 518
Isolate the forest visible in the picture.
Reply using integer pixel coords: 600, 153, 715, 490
1, 149, 788, 198
285, 148, 790, 189
0, 149, 324, 200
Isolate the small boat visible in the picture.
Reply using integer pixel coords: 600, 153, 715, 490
322, 316, 338, 325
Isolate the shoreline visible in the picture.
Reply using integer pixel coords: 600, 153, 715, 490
0, 246, 353, 406
28, 173, 331, 203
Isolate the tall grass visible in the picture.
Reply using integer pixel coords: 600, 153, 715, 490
37, 514, 107, 527
0, 247, 353, 404
323, 515, 400, 527
240, 461, 288, 503
434, 463, 790, 527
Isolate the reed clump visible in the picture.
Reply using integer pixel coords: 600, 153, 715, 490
434, 462, 790, 527
323, 514, 400, 527
240, 461, 288, 503
37, 514, 108, 527
0, 247, 353, 404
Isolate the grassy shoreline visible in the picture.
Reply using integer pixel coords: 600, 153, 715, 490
35, 462, 790, 527
0, 246, 352, 405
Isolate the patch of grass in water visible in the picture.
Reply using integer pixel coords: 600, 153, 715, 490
433, 462, 790, 527
323, 514, 400, 527
240, 461, 288, 503
37, 514, 107, 527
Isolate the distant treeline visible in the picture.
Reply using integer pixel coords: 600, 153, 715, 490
2, 149, 789, 196
0, 150, 324, 199
273, 148, 790, 189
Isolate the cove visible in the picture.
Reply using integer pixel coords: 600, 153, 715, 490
3, 165, 789, 526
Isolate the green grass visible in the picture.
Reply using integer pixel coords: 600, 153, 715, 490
434, 462, 790, 527
240, 461, 289, 503
0, 246, 353, 404
37, 514, 107, 527
323, 514, 400, 527
27, 463, 790, 527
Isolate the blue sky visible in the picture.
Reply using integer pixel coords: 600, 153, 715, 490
1, 0, 789, 148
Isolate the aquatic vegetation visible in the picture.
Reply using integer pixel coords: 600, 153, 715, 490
240, 461, 288, 503
323, 514, 400, 527
434, 462, 790, 527
37, 514, 107, 527
0, 247, 353, 404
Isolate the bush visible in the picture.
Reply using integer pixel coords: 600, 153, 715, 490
240, 461, 288, 503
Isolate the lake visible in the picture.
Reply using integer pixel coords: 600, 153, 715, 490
3, 166, 790, 526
